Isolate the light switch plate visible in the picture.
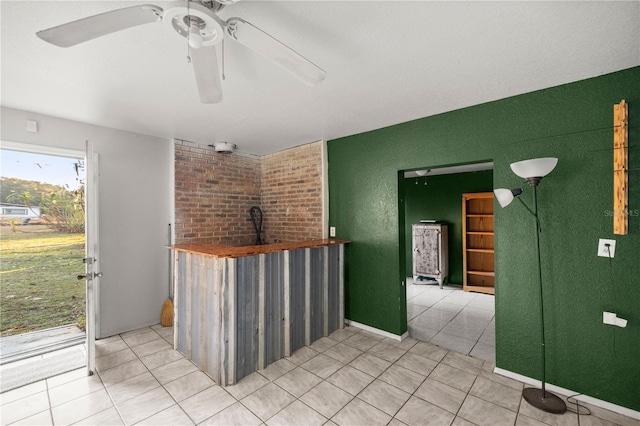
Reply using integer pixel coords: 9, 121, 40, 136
603, 311, 617, 325
26, 120, 38, 133
330, 227, 336, 237
597, 239, 616, 258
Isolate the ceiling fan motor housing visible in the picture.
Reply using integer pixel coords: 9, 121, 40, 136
163, 1, 225, 46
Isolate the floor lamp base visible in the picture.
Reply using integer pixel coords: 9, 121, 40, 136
523, 387, 567, 414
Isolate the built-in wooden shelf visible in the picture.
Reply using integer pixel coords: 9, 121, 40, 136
467, 270, 495, 277
464, 285, 495, 294
463, 192, 495, 295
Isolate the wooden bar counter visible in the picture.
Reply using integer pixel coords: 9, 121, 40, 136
170, 239, 349, 386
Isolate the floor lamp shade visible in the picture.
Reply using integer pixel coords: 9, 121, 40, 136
510, 158, 558, 186
494, 188, 523, 208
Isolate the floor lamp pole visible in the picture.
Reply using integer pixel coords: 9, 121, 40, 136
522, 184, 567, 414
532, 185, 546, 395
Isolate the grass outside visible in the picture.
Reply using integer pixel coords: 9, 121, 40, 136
0, 225, 86, 337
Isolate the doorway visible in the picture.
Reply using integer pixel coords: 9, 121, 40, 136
399, 162, 496, 362
0, 143, 92, 392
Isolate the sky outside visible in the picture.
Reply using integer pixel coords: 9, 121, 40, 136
1, 149, 82, 190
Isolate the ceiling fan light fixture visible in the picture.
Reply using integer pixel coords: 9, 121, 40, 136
163, 2, 224, 47
188, 23, 204, 49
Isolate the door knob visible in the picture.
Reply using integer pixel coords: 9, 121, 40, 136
77, 272, 103, 280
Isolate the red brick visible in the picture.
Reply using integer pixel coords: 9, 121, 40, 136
175, 142, 323, 245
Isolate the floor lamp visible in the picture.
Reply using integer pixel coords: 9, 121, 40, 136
494, 157, 567, 414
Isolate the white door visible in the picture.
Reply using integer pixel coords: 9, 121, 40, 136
84, 141, 100, 375
1, 140, 96, 372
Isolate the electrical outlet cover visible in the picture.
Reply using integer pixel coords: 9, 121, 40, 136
597, 239, 616, 258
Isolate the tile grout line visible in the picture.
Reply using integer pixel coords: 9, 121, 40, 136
467, 313, 496, 358
44, 373, 55, 426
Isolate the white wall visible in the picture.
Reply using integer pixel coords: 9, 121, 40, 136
1, 107, 172, 338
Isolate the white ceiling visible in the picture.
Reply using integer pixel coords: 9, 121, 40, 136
2, 1, 639, 156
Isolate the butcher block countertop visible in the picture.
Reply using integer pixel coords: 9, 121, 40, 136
170, 239, 350, 258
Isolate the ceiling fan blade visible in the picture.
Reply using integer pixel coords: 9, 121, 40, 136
191, 45, 223, 104
36, 5, 163, 47
226, 18, 325, 87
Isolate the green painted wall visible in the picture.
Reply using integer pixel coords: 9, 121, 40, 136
402, 170, 494, 284
327, 67, 640, 411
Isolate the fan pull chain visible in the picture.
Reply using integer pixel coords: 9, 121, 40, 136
186, 0, 192, 63
221, 39, 226, 80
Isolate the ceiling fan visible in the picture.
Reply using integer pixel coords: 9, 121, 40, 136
36, 0, 326, 104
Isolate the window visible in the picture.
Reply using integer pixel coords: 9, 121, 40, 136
3, 208, 28, 215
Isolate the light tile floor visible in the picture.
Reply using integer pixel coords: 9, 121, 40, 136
407, 280, 496, 363
1, 324, 637, 426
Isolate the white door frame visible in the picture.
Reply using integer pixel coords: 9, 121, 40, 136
84, 141, 99, 374
0, 140, 98, 375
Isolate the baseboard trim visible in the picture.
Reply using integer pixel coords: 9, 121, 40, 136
494, 367, 640, 420
344, 320, 406, 341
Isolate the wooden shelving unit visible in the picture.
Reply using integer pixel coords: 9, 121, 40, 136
462, 192, 495, 294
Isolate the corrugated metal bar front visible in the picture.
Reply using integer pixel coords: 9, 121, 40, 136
264, 252, 285, 366
289, 249, 306, 354
189, 254, 202, 367
222, 258, 236, 385
327, 244, 341, 334
175, 251, 187, 354
309, 247, 325, 342
172, 242, 347, 385
175, 252, 225, 383
235, 255, 260, 382
202, 255, 221, 382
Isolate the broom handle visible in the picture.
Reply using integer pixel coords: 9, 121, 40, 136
168, 223, 173, 300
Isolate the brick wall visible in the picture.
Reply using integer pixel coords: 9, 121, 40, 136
174, 141, 260, 245
174, 140, 324, 245
261, 142, 324, 242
